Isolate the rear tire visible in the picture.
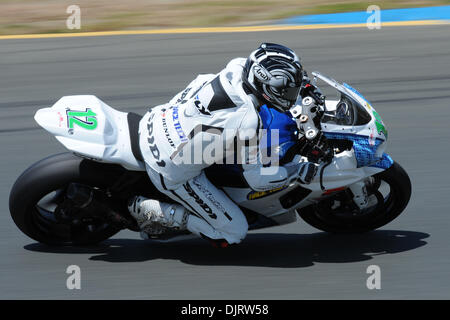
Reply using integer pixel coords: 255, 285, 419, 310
298, 161, 412, 233
9, 153, 125, 245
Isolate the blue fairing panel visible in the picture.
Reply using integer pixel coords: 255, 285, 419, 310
370, 153, 394, 169
258, 104, 298, 159
323, 132, 392, 169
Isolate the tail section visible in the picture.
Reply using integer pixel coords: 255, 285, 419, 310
34, 95, 145, 171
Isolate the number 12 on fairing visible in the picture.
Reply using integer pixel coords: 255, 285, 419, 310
66, 108, 98, 130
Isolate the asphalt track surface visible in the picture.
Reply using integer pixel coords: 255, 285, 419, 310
1, 25, 450, 299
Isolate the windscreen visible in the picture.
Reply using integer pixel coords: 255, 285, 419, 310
322, 93, 372, 126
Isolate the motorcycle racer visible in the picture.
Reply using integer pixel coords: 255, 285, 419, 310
129, 43, 323, 246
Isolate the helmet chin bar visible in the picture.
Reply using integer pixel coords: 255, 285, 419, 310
263, 88, 292, 112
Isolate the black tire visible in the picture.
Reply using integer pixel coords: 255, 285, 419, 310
298, 161, 412, 233
9, 153, 126, 245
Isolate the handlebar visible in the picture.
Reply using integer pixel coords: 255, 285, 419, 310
291, 97, 320, 140
290, 97, 334, 164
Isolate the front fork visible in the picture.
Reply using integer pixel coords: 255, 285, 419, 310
348, 181, 370, 210
348, 176, 379, 210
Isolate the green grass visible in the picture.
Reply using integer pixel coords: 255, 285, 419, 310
179, 0, 272, 8
1, 0, 449, 35
312, 2, 377, 14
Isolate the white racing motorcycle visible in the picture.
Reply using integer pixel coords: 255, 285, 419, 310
9, 72, 411, 245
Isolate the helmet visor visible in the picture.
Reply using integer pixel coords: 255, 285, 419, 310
281, 84, 301, 102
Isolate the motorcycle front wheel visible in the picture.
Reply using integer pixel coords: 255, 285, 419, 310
297, 161, 412, 233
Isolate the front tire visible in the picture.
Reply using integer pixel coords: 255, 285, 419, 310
9, 153, 125, 245
298, 161, 412, 233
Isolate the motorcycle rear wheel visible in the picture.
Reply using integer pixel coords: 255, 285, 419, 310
9, 153, 124, 245
297, 161, 412, 233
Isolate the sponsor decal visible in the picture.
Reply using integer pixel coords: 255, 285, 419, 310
253, 65, 270, 82
66, 108, 98, 134
262, 93, 271, 101
57, 111, 64, 127
188, 81, 208, 102
176, 87, 191, 104
161, 110, 176, 148
172, 106, 188, 142
175, 81, 207, 105
247, 186, 287, 200
184, 182, 217, 219
372, 109, 388, 139
369, 127, 376, 146
146, 112, 166, 167
192, 178, 231, 221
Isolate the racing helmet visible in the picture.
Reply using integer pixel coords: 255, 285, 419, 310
243, 43, 304, 112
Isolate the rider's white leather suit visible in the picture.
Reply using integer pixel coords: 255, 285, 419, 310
139, 58, 304, 244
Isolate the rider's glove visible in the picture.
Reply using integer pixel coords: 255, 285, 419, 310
297, 162, 319, 185
300, 132, 331, 164
301, 83, 325, 105
300, 71, 325, 104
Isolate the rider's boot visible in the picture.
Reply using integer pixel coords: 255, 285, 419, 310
128, 196, 189, 235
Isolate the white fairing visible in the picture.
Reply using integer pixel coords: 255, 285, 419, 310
34, 95, 145, 171
223, 150, 385, 218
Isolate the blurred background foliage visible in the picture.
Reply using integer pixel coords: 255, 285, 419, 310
1, 0, 449, 34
